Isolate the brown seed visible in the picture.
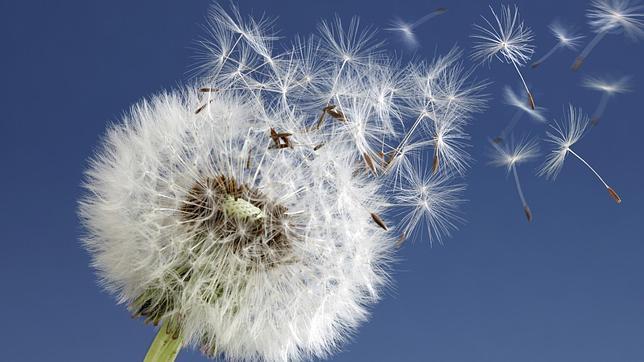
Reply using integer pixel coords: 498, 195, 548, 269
246, 147, 253, 169
364, 153, 376, 174
607, 187, 621, 204
199, 87, 219, 92
431, 153, 439, 174
195, 99, 214, 114
527, 92, 536, 110
313, 143, 325, 151
571, 56, 584, 72
591, 117, 600, 126
315, 108, 327, 130
371, 212, 388, 231
523, 205, 533, 222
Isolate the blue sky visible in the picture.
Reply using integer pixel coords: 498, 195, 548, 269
1, 0, 643, 361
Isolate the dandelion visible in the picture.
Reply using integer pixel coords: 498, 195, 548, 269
489, 137, 540, 222
494, 85, 547, 144
80, 89, 395, 362
385, 7, 448, 49
572, 0, 644, 70
531, 20, 584, 68
81, 4, 487, 361
539, 105, 621, 204
582, 74, 631, 125
472, 5, 537, 109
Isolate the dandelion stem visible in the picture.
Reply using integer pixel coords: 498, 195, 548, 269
572, 31, 606, 71
144, 322, 183, 362
512, 165, 527, 207
591, 93, 610, 126
495, 109, 523, 143
531, 43, 561, 68
512, 165, 532, 221
567, 148, 616, 197
510, 60, 535, 110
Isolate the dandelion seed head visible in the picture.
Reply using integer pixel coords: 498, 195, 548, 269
81, 5, 488, 360
80, 89, 395, 361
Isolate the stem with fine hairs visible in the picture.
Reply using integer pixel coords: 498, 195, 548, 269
567, 148, 621, 204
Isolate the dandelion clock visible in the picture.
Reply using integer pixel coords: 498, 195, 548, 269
79, 3, 486, 360
79, 88, 394, 361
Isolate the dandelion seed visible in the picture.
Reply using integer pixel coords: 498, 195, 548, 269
393, 159, 465, 244
582, 74, 631, 125
572, 0, 644, 70
371, 212, 388, 230
531, 20, 584, 68
494, 85, 547, 143
472, 5, 537, 109
489, 137, 540, 222
539, 105, 621, 204
385, 7, 448, 49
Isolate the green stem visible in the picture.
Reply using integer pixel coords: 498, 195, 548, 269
143, 322, 183, 362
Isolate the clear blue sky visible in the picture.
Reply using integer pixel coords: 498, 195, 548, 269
1, 0, 643, 361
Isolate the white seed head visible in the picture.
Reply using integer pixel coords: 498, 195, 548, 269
79, 90, 395, 361
81, 5, 488, 360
